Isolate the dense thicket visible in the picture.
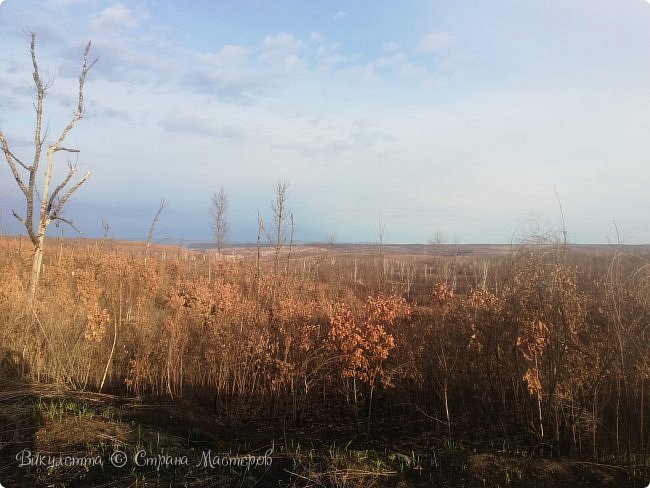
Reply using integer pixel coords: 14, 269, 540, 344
1, 238, 648, 467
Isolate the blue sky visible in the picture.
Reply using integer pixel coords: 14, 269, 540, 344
0, 0, 649, 244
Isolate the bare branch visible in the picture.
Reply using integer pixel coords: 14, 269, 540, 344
27, 32, 47, 239
48, 161, 77, 210
53, 147, 80, 153
553, 185, 567, 247
0, 130, 30, 198
52, 216, 82, 234
49, 40, 96, 152
255, 209, 264, 288
52, 171, 90, 214
11, 210, 27, 227
101, 219, 110, 238
376, 216, 386, 255
41, 123, 50, 147
30, 33, 44, 94
145, 198, 169, 265
2, 141, 30, 170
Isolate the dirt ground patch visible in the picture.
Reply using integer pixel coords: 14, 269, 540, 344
0, 388, 645, 487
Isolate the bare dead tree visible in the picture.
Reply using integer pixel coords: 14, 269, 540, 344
98, 218, 110, 252
375, 216, 387, 291
376, 216, 386, 256
428, 229, 447, 255
210, 186, 229, 255
255, 209, 264, 292
144, 198, 168, 266
0, 33, 97, 306
287, 211, 294, 269
553, 185, 568, 248
265, 180, 292, 274
326, 232, 337, 249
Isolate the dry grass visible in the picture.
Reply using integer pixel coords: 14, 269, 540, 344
1, 237, 649, 483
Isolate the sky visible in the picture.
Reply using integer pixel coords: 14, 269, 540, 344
0, 0, 649, 244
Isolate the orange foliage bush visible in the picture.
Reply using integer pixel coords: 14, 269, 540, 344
327, 294, 410, 389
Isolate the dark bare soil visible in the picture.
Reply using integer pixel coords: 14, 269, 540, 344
0, 381, 644, 488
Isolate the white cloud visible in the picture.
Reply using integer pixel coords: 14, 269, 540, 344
281, 119, 394, 158
376, 53, 406, 68
310, 31, 325, 43
373, 52, 428, 78
190, 34, 307, 101
263, 32, 302, 52
315, 42, 358, 71
85, 35, 170, 83
283, 53, 302, 70
93, 3, 139, 28
46, 0, 91, 6
333, 10, 347, 20
159, 114, 243, 138
219, 44, 249, 62
319, 53, 346, 70
342, 63, 375, 82
382, 41, 400, 53
197, 44, 249, 67
260, 32, 305, 70
416, 32, 453, 53
398, 62, 427, 77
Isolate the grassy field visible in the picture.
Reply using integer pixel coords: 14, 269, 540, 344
1, 237, 649, 487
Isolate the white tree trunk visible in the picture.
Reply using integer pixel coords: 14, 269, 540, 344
28, 241, 44, 307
